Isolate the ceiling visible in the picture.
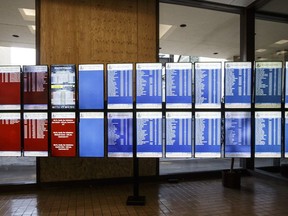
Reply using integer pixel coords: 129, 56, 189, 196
0, 0, 35, 48
0, 0, 288, 61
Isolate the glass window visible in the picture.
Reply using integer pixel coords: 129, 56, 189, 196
0, 0, 36, 185
159, 3, 241, 175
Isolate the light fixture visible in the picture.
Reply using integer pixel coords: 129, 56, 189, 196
256, 49, 266, 53
28, 25, 36, 34
257, 57, 268, 61
19, 8, 35, 21
276, 50, 288, 55
274, 40, 288, 45
159, 24, 172, 39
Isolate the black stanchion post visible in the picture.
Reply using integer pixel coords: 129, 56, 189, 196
126, 105, 146, 205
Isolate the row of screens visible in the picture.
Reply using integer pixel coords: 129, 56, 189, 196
0, 61, 287, 110
0, 111, 287, 158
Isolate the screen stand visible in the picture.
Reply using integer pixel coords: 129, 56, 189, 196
126, 158, 146, 205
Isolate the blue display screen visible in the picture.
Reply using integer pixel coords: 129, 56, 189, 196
166, 63, 192, 109
285, 112, 288, 158
195, 62, 222, 108
137, 112, 162, 157
225, 112, 251, 158
79, 112, 104, 157
285, 62, 288, 108
136, 63, 162, 109
255, 112, 281, 158
195, 112, 221, 158
225, 62, 251, 108
79, 64, 104, 109
107, 64, 133, 109
107, 112, 133, 157
255, 62, 282, 108
165, 112, 192, 157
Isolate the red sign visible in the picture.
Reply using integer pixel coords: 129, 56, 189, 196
0, 113, 21, 156
23, 65, 48, 110
51, 112, 76, 157
24, 113, 48, 156
0, 66, 21, 110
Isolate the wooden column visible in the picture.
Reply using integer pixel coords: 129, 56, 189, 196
37, 0, 158, 183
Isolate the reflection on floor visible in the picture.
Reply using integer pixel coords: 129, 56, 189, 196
0, 157, 36, 185
1, 176, 288, 215
160, 158, 241, 175
0, 165, 36, 184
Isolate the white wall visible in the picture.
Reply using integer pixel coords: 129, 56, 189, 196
0, 46, 12, 64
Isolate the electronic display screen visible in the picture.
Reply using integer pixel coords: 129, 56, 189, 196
165, 63, 192, 109
225, 112, 251, 158
255, 62, 282, 108
23, 65, 48, 110
79, 112, 104, 157
24, 112, 48, 156
50, 64, 76, 109
285, 112, 288, 158
225, 62, 251, 108
165, 112, 192, 158
136, 63, 162, 109
195, 62, 221, 108
107, 64, 133, 109
0, 113, 21, 156
285, 62, 288, 108
79, 64, 104, 109
137, 112, 162, 157
107, 112, 133, 157
51, 112, 76, 157
195, 112, 221, 158
255, 112, 281, 158
0, 66, 21, 110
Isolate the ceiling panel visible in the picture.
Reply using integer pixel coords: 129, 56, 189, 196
160, 3, 240, 59
0, 0, 35, 48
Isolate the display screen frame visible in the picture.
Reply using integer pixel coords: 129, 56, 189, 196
78, 64, 104, 110
255, 111, 281, 158
23, 112, 49, 157
51, 112, 76, 157
224, 62, 252, 108
23, 65, 49, 110
165, 62, 193, 109
165, 111, 192, 158
79, 112, 105, 157
194, 62, 222, 109
107, 63, 133, 109
224, 112, 251, 158
50, 64, 76, 110
136, 63, 162, 109
136, 112, 163, 158
195, 112, 221, 158
255, 61, 282, 108
0, 65, 21, 110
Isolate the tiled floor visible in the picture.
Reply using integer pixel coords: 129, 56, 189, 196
1, 176, 288, 216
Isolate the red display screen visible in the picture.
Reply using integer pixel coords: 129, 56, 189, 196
0, 113, 21, 156
51, 112, 76, 157
23, 65, 48, 110
24, 113, 48, 156
0, 66, 21, 110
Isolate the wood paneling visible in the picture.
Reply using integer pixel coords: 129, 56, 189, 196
37, 0, 158, 183
38, 0, 157, 65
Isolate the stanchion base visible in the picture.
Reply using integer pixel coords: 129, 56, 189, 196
126, 196, 146, 206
